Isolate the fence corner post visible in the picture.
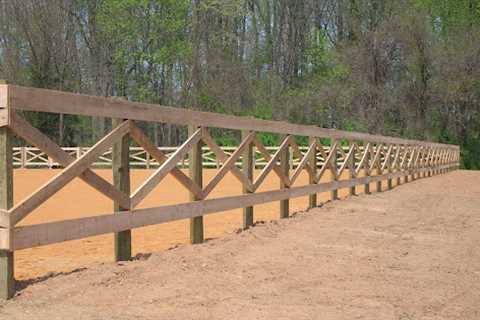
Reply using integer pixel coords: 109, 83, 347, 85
112, 118, 131, 261
280, 135, 290, 219
242, 130, 254, 229
308, 137, 317, 209
189, 125, 204, 243
0, 80, 14, 300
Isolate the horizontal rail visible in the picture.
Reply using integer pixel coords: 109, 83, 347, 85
12, 146, 350, 169
8, 164, 453, 251
5, 85, 457, 149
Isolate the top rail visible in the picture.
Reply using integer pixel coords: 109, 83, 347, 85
1, 84, 458, 149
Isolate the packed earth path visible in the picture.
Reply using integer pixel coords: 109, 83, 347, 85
1, 170, 479, 319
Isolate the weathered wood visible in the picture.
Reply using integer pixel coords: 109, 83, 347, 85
201, 132, 255, 198
8, 85, 458, 150
0, 110, 8, 127
0, 80, 14, 299
280, 135, 290, 219
10, 120, 130, 226
330, 140, 339, 200
308, 137, 317, 209
289, 139, 314, 178
112, 118, 131, 262
9, 164, 456, 252
242, 130, 254, 229
394, 145, 401, 186
290, 140, 317, 189
189, 126, 203, 244
373, 144, 383, 192
10, 113, 130, 209
201, 131, 254, 192
348, 143, 356, 196
358, 143, 371, 194
130, 128, 202, 208
252, 137, 291, 188
315, 141, 338, 183
129, 122, 203, 198
382, 145, 393, 190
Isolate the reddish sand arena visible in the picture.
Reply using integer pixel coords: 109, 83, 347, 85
14, 168, 372, 280
1, 170, 478, 319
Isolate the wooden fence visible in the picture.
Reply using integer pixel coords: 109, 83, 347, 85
12, 145, 358, 169
0, 83, 460, 299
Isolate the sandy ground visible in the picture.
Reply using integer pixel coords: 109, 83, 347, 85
0, 170, 478, 319
13, 168, 365, 280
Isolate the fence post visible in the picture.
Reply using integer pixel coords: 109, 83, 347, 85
387, 146, 393, 190
242, 130, 254, 229
396, 145, 401, 186
349, 142, 356, 196
189, 125, 203, 243
21, 146, 26, 168
112, 118, 131, 261
364, 144, 371, 195
280, 135, 290, 219
0, 80, 14, 300
376, 144, 382, 192
308, 137, 317, 209
331, 139, 339, 201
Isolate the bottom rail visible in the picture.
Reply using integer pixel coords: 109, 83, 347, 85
5, 164, 456, 251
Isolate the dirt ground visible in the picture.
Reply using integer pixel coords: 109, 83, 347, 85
0, 170, 478, 319
12, 168, 362, 280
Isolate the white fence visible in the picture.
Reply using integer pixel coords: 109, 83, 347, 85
13, 146, 358, 169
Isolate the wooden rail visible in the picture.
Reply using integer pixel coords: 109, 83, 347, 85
11, 145, 361, 169
0, 83, 460, 299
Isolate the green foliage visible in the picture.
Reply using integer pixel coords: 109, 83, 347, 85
415, 0, 480, 32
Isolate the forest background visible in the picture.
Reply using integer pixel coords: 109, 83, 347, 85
0, 0, 478, 167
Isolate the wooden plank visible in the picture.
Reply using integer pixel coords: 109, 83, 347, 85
128, 122, 203, 198
0, 110, 8, 127
10, 164, 452, 251
189, 126, 203, 244
370, 144, 383, 192
10, 113, 130, 209
330, 140, 339, 200
394, 145, 401, 185
0, 210, 9, 229
201, 131, 254, 191
202, 130, 255, 191
112, 118, 131, 262
290, 139, 314, 177
0, 84, 8, 109
8, 85, 458, 150
337, 143, 355, 178
202, 132, 255, 199
362, 143, 371, 194
280, 135, 290, 219
242, 130, 254, 229
130, 128, 202, 208
10, 121, 130, 226
348, 143, 356, 196
253, 137, 291, 188
290, 141, 316, 185
0, 103, 14, 299
0, 229, 11, 251
315, 141, 338, 183
308, 137, 317, 209
253, 136, 291, 191
382, 145, 393, 190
